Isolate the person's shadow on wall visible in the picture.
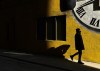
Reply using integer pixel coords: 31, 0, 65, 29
44, 45, 70, 58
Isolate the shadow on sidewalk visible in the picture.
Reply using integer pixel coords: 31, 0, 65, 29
0, 51, 100, 71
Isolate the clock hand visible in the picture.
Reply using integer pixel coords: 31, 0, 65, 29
79, 0, 94, 8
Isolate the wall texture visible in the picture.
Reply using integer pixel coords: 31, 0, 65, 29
46, 0, 100, 63
0, 0, 100, 63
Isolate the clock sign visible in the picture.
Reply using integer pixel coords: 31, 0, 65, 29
72, 0, 100, 32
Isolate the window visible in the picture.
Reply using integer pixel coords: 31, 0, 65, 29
37, 15, 66, 41
47, 17, 56, 40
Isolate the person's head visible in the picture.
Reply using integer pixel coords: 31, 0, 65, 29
76, 28, 81, 34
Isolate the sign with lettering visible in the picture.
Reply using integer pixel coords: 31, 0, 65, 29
72, 0, 100, 32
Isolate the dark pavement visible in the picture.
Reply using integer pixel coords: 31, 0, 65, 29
0, 50, 100, 71
0, 55, 67, 71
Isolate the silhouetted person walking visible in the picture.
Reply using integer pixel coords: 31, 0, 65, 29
70, 28, 85, 64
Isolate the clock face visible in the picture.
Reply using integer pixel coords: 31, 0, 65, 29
72, 0, 100, 32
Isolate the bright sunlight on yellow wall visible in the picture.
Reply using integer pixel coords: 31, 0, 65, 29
47, 0, 100, 63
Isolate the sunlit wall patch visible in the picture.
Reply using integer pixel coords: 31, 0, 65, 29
72, 0, 100, 32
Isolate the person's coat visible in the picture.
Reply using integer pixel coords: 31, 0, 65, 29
75, 33, 84, 50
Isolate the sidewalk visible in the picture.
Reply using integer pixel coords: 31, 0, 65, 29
68, 59, 100, 69
0, 51, 100, 71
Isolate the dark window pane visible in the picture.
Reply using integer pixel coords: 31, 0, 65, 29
56, 15, 66, 41
47, 17, 56, 40
37, 17, 46, 40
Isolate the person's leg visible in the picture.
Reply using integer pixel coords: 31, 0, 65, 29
70, 51, 78, 60
78, 50, 84, 64
72, 52, 79, 56
78, 50, 82, 62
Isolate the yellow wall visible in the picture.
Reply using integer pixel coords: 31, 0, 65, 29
46, 0, 100, 63
65, 11, 100, 63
